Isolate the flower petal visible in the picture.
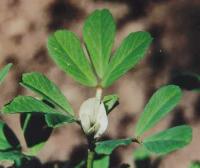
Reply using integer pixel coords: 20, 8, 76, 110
94, 102, 108, 138
79, 97, 108, 138
79, 98, 98, 134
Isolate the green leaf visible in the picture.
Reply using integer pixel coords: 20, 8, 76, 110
143, 125, 192, 154
102, 32, 152, 87
0, 63, 12, 85
189, 161, 200, 168
93, 155, 109, 168
0, 150, 30, 168
83, 9, 116, 78
21, 72, 74, 115
103, 94, 119, 114
0, 121, 20, 151
95, 138, 132, 155
135, 85, 182, 137
47, 30, 97, 87
20, 114, 52, 156
45, 113, 75, 128
133, 146, 151, 161
2, 96, 64, 115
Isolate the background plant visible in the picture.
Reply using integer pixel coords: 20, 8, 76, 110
0, 9, 192, 168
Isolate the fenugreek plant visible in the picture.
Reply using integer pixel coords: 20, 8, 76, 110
0, 9, 192, 168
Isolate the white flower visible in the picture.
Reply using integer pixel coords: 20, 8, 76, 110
79, 97, 108, 139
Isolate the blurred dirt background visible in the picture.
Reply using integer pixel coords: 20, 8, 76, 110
0, 0, 200, 167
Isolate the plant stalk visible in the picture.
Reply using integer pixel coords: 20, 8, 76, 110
86, 86, 103, 168
96, 87, 103, 99
87, 150, 95, 168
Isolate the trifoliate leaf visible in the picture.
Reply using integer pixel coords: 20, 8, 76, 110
135, 85, 182, 137
143, 125, 192, 154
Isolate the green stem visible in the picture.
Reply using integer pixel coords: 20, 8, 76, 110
86, 86, 103, 168
87, 150, 95, 168
96, 87, 103, 99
